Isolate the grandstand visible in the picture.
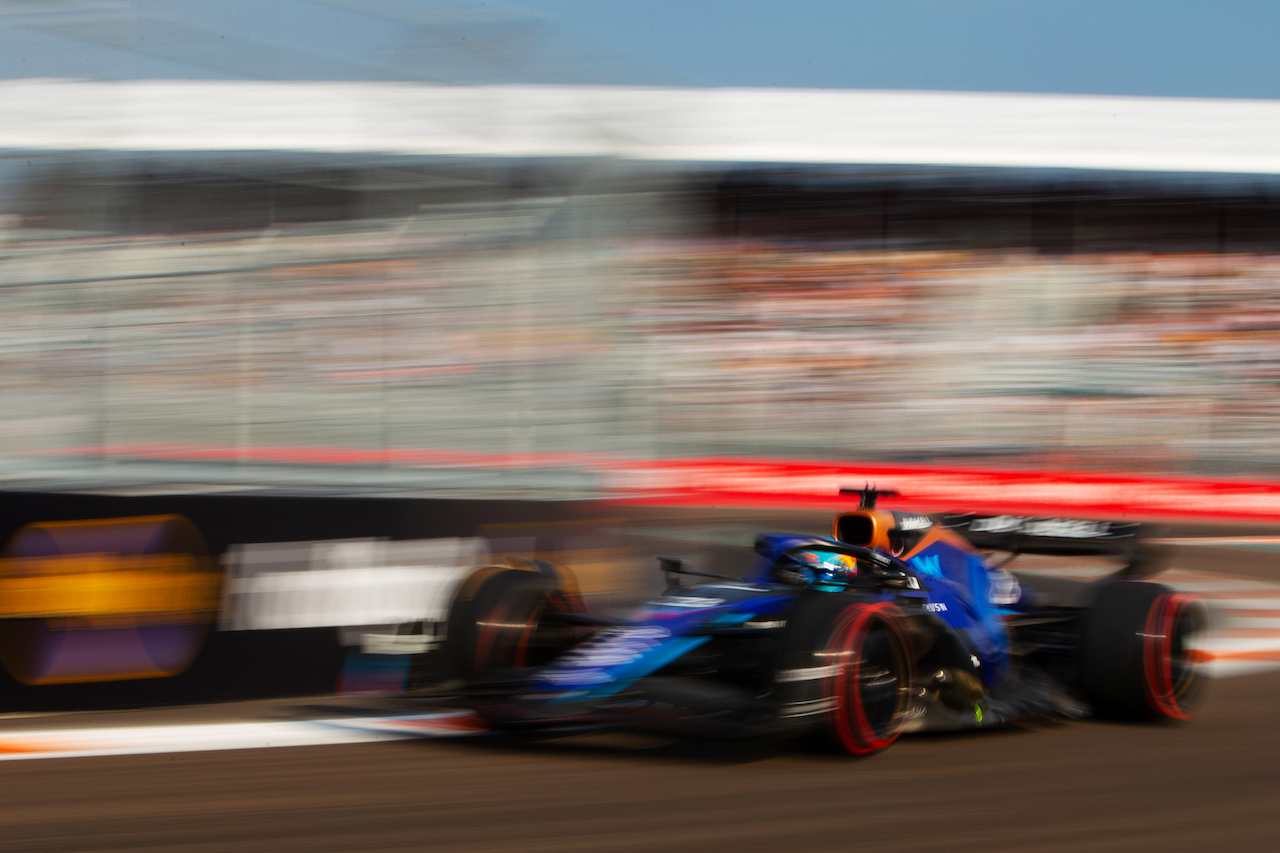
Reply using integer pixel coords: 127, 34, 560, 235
6, 75, 1280, 492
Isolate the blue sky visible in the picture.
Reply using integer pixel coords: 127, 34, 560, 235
512, 0, 1280, 97
0, 0, 1277, 98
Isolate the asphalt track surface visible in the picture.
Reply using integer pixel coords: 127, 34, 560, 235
0, 673, 1276, 852
2, 533, 1279, 852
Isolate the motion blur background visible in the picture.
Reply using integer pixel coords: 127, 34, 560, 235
6, 1, 1280, 497
3, 5, 1280, 852
5, 0, 1280, 676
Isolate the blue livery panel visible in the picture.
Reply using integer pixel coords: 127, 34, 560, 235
908, 538, 1010, 684
532, 584, 792, 701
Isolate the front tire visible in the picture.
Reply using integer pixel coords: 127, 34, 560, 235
443, 567, 579, 682
777, 596, 916, 755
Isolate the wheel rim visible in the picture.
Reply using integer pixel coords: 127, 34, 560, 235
827, 603, 913, 754
1143, 593, 1207, 720
473, 588, 576, 672
473, 600, 514, 671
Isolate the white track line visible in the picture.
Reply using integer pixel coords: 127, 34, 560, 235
0, 712, 481, 762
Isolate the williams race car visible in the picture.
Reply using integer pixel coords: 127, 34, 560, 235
432, 489, 1207, 755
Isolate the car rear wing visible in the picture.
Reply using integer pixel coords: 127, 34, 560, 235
940, 514, 1141, 557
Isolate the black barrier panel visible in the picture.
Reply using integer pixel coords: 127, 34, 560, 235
0, 491, 608, 710
0, 492, 604, 557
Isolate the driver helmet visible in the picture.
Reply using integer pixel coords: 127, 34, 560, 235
790, 549, 858, 589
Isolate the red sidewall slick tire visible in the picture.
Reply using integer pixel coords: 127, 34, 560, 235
1080, 581, 1208, 721
823, 602, 915, 755
445, 569, 578, 681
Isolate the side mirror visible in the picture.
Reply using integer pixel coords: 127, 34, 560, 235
656, 556, 738, 587
658, 556, 684, 587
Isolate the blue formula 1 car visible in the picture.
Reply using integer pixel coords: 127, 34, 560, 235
434, 489, 1208, 755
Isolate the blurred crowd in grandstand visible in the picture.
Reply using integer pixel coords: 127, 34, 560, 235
3, 167, 1280, 484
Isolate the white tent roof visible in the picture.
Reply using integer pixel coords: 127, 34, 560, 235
3, 79, 1280, 175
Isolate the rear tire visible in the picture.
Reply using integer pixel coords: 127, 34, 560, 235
1079, 581, 1208, 721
